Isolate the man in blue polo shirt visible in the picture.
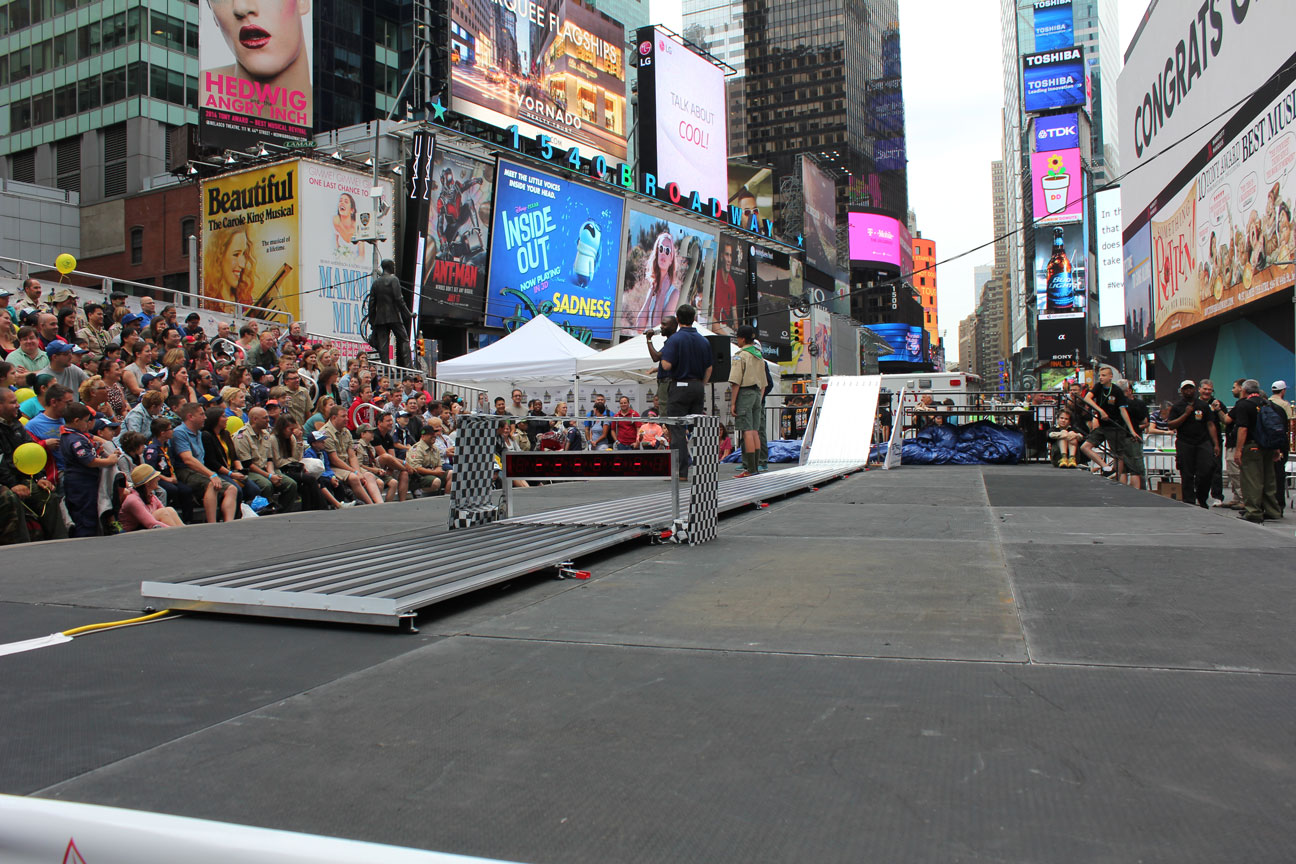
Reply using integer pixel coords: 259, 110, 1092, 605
659, 303, 712, 480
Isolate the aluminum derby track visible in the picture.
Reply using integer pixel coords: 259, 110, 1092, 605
142, 377, 883, 629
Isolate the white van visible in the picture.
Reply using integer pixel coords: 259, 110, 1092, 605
881, 372, 983, 409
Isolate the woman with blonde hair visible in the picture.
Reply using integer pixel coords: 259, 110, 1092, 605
203, 224, 258, 309
220, 385, 248, 423
633, 231, 680, 331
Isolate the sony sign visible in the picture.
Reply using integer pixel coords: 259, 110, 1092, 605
1034, 112, 1079, 152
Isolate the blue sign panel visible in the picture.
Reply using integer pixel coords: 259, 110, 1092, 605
485, 159, 625, 341
868, 323, 926, 364
1022, 47, 1085, 113
1034, 112, 1080, 152
1033, 0, 1073, 51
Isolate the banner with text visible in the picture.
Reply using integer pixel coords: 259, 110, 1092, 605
485, 158, 625, 341
420, 146, 495, 321
199, 0, 312, 149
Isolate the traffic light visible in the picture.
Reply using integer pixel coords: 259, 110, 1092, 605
791, 320, 806, 347
416, 337, 425, 358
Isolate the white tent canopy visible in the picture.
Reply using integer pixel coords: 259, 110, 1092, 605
576, 324, 781, 383
435, 315, 597, 383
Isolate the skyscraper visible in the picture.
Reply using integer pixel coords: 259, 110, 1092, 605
740, 0, 908, 229
1000, 0, 1118, 360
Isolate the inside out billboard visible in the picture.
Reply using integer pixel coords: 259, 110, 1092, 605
448, 0, 628, 164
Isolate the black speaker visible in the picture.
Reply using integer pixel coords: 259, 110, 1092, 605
707, 334, 731, 380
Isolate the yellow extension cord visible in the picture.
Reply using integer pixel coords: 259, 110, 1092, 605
60, 609, 178, 637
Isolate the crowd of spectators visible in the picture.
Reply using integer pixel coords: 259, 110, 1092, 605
0, 278, 469, 544
1046, 369, 1291, 523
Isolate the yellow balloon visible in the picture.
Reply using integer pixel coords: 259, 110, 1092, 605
55, 253, 77, 275
19, 416, 28, 426
14, 387, 36, 403
14, 441, 47, 475
225, 415, 244, 434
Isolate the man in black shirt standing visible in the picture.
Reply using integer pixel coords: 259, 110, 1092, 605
1164, 380, 1219, 508
659, 303, 712, 481
1117, 378, 1148, 490
1079, 366, 1138, 475
1232, 378, 1284, 523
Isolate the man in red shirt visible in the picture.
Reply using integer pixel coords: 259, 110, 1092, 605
612, 396, 640, 450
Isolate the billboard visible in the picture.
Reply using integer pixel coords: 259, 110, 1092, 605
709, 235, 747, 336
1034, 220, 1087, 320
199, 0, 312, 149
847, 212, 911, 271
1037, 316, 1087, 363
801, 156, 837, 273
618, 204, 720, 337
1150, 189, 1198, 338
727, 162, 775, 227
485, 158, 624, 341
1118, 0, 1291, 223
1095, 187, 1123, 328
1031, 148, 1083, 225
1022, 47, 1085, 113
783, 304, 830, 377
1032, 0, 1073, 51
297, 163, 396, 340
449, 0, 628, 163
866, 323, 926, 364
418, 146, 494, 321
747, 243, 791, 360
635, 26, 729, 205
1033, 112, 1079, 152
1124, 222, 1153, 346
202, 164, 301, 320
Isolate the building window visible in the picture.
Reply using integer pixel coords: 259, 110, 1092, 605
10, 148, 36, 183
180, 217, 196, 255
103, 123, 127, 197
55, 136, 80, 194
130, 227, 144, 264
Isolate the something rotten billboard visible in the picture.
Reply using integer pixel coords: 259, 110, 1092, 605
199, 0, 313, 149
636, 26, 729, 206
485, 158, 624, 341
449, 0, 628, 164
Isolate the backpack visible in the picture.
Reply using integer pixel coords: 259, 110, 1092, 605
1253, 398, 1288, 450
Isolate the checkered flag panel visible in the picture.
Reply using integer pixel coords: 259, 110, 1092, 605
675, 415, 719, 545
450, 415, 503, 530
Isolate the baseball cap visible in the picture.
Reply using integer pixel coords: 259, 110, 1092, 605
185, 312, 201, 322
45, 339, 74, 354
1179, 379, 1196, 389
141, 372, 163, 387
355, 423, 373, 434
307, 430, 328, 445
1272, 380, 1287, 392
121, 312, 144, 326
92, 416, 121, 432
200, 392, 223, 404
110, 290, 128, 300
0, 287, 12, 298
69, 344, 89, 355
420, 425, 437, 436
264, 399, 280, 409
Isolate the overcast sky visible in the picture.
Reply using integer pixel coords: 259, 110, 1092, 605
649, 0, 1150, 362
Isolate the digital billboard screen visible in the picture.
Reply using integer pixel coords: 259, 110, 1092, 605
1030, 147, 1083, 225
747, 243, 791, 359
1034, 220, 1087, 320
618, 203, 720, 338
709, 235, 748, 336
449, 0, 628, 163
417, 145, 495, 321
1036, 316, 1087, 363
801, 156, 837, 273
199, 0, 313, 148
1022, 46, 1085, 113
847, 212, 910, 271
1032, 0, 1073, 51
728, 162, 775, 228
1033, 112, 1079, 152
1095, 187, 1123, 328
1123, 222, 1153, 346
635, 26, 729, 205
485, 158, 625, 341
866, 323, 926, 364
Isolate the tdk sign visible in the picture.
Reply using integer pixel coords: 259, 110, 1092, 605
1035, 113, 1079, 152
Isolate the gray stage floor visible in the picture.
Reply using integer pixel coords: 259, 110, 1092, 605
3, 465, 1295, 862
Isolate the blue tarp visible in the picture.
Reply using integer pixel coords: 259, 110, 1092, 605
722, 439, 802, 463
897, 421, 1026, 465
